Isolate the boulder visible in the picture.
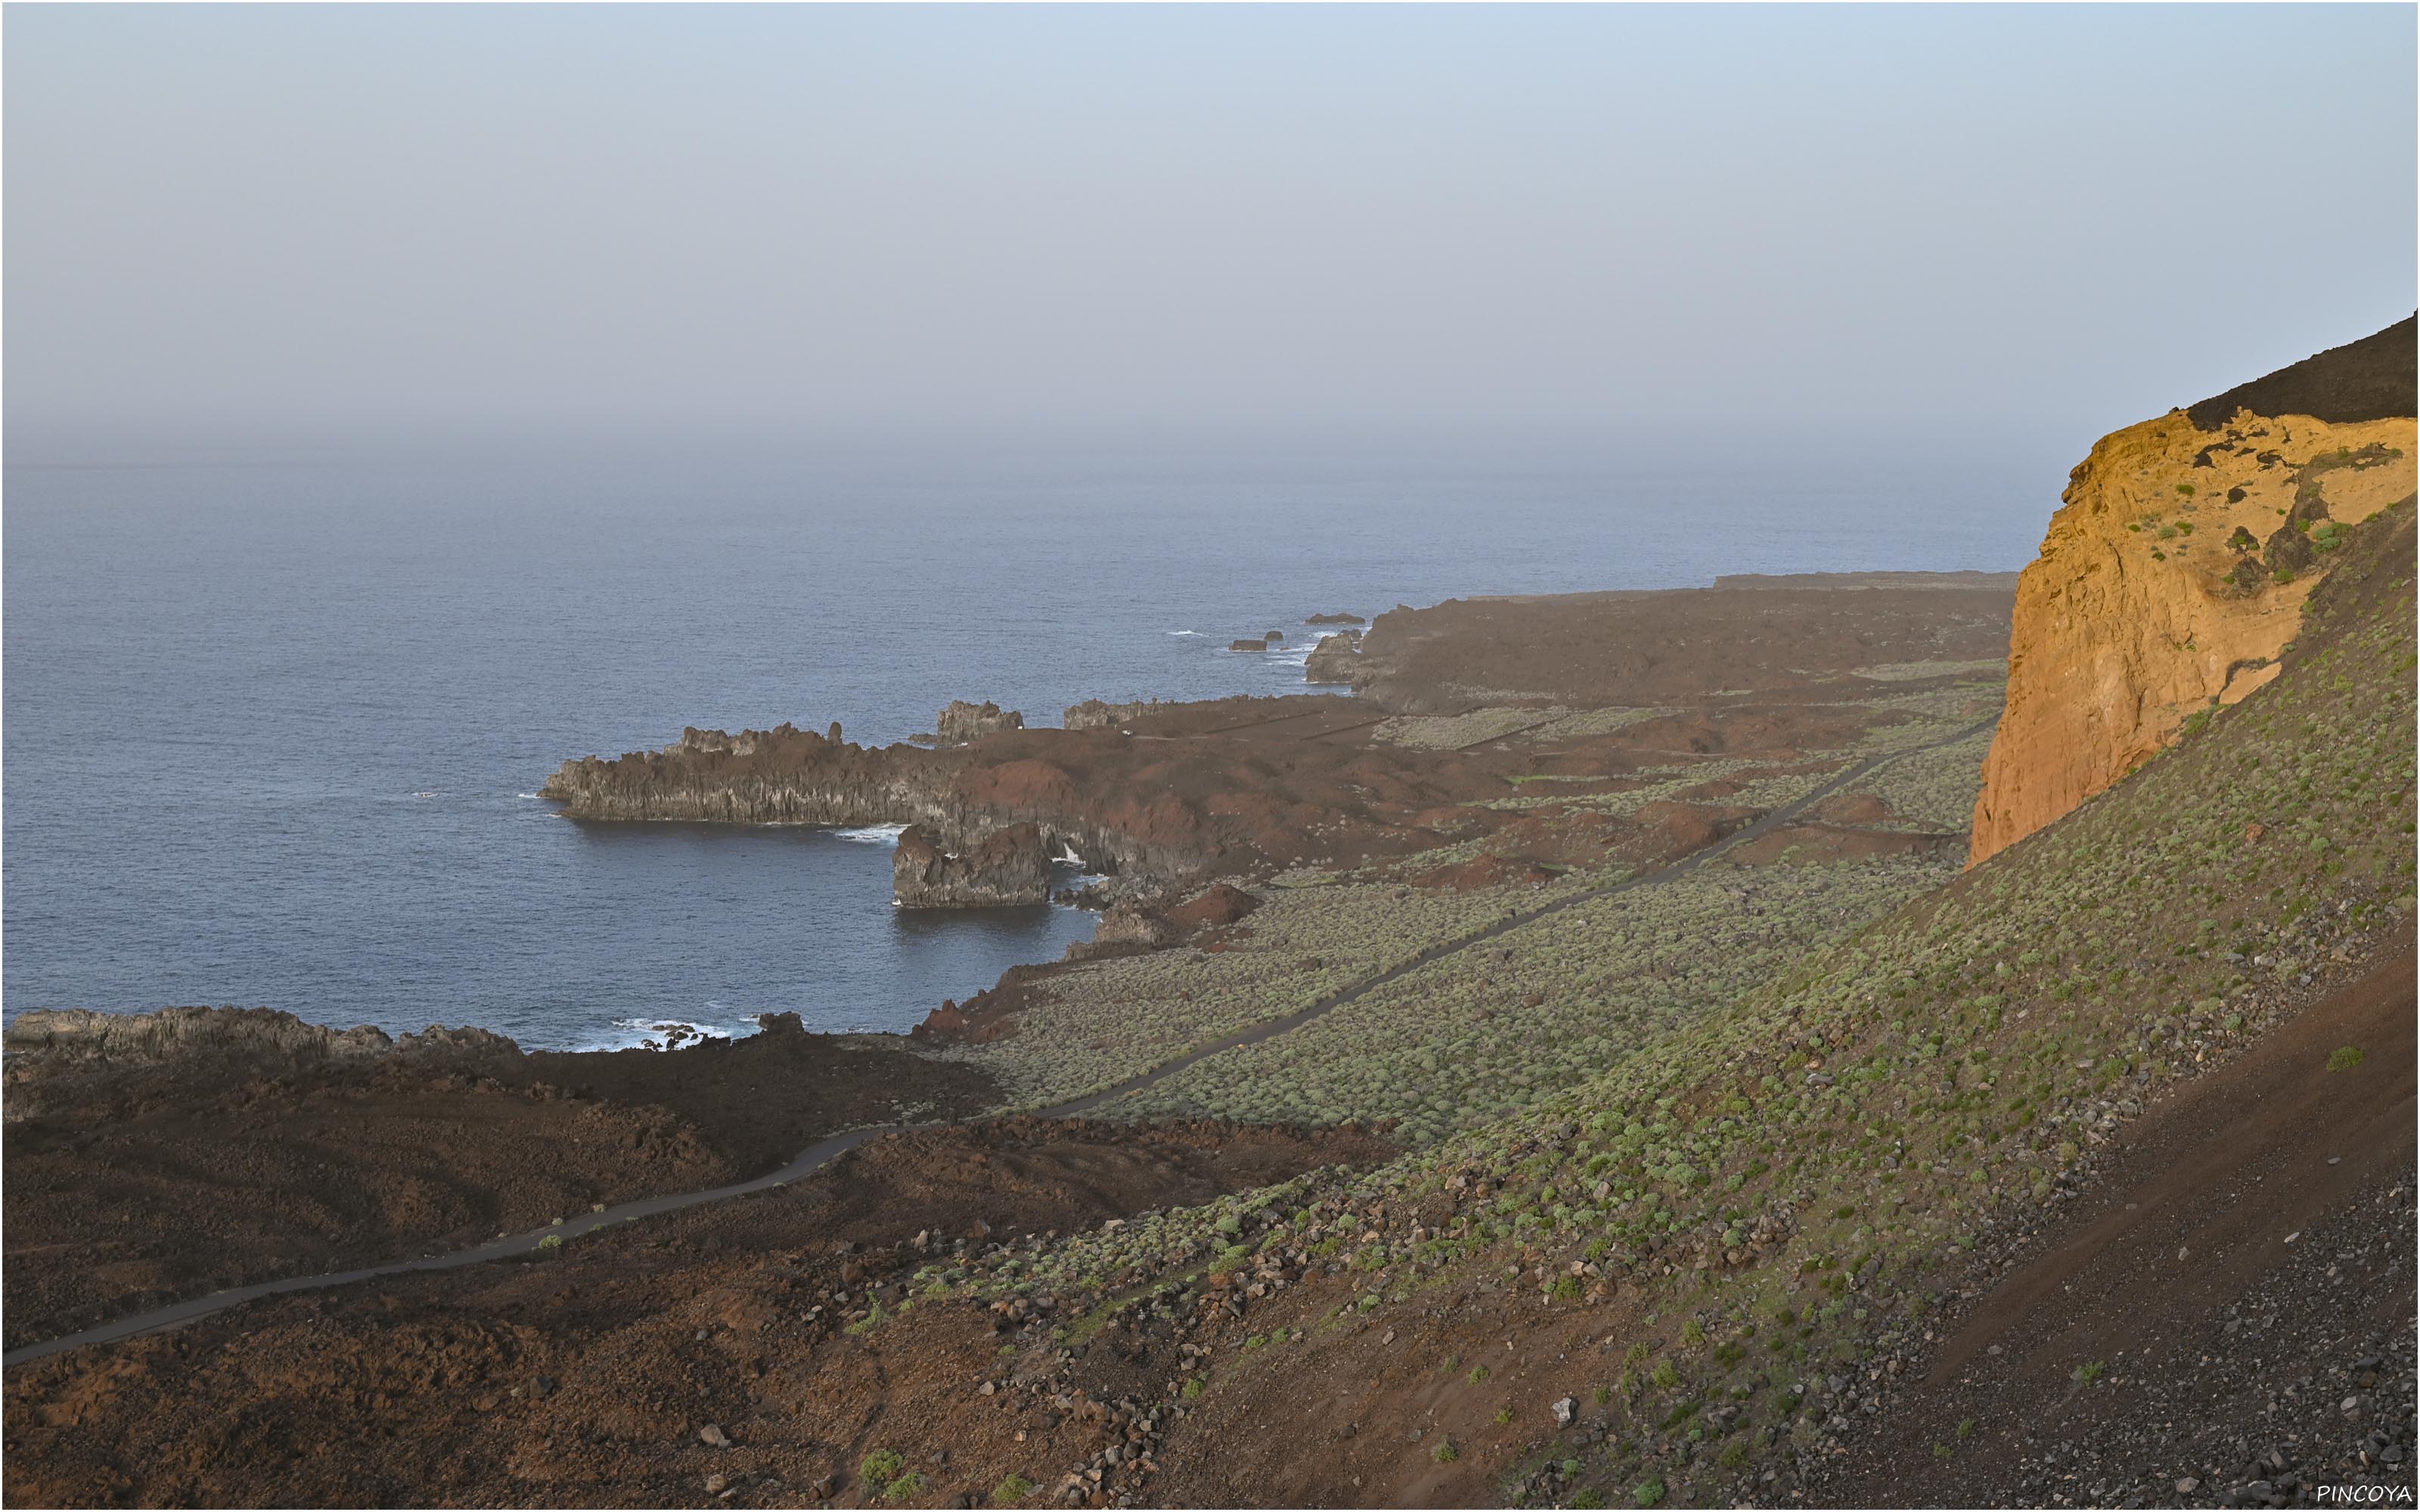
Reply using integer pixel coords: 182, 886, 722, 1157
1305, 612, 1366, 626
893, 823, 1052, 908
1227, 640, 1267, 652
1304, 631, 1364, 684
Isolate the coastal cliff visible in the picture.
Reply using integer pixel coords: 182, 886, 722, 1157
541, 722, 1225, 882
539, 724, 966, 826
1970, 317, 2417, 865
893, 823, 1051, 907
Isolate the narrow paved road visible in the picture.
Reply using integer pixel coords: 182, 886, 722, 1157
4, 718, 1992, 1368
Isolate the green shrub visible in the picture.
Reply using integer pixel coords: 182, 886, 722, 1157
860, 1450, 907, 1485
1634, 1481, 1666, 1507
992, 1475, 1035, 1504
2328, 1046, 2366, 1072
1434, 1440, 1460, 1464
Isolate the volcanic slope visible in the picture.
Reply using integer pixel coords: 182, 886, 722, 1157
4, 507, 2405, 1510
956, 494, 2416, 1508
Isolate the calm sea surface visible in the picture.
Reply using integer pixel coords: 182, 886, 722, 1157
3, 442, 2045, 1048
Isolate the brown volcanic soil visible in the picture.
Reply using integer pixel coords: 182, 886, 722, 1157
1330, 572, 2018, 713
2, 1026, 996, 1352
0, 1117, 1391, 1510
1816, 945, 2418, 1507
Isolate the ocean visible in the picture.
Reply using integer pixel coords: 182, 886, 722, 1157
2, 441, 2047, 1049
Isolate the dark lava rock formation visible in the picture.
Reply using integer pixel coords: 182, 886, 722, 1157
1062, 698, 1171, 730
892, 823, 1052, 907
1303, 628, 1363, 683
935, 699, 1025, 742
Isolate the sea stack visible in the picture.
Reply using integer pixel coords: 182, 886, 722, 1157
891, 823, 1052, 907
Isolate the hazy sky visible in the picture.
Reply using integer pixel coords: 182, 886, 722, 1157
7, 4, 2414, 455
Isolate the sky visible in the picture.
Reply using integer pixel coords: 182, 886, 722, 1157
6, 4, 2415, 458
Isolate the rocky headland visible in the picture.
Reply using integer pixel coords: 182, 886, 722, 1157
1296, 572, 2019, 712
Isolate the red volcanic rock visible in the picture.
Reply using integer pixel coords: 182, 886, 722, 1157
956, 759, 1085, 816
1094, 792, 1213, 862
915, 1000, 974, 1040
1811, 792, 1891, 826
1164, 882, 1261, 932
892, 823, 1051, 908
1626, 801, 1764, 866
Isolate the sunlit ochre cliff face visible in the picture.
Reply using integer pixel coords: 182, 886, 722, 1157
1972, 321, 2418, 866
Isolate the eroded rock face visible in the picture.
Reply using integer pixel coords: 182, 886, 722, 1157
892, 823, 1052, 908
1971, 318, 2416, 866
1062, 699, 1169, 732
935, 701, 1024, 742
1303, 630, 1363, 684
540, 723, 965, 826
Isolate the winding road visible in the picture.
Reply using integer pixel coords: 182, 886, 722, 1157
4, 717, 1993, 1368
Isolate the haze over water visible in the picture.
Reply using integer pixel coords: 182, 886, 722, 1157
4, 442, 2045, 1049
6, 5, 2409, 1048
